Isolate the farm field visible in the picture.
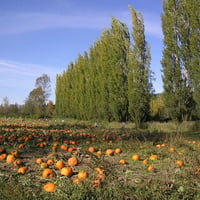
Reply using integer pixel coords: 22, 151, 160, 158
0, 118, 200, 200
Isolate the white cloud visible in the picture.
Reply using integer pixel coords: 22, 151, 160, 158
0, 12, 110, 35
0, 9, 162, 39
0, 59, 60, 78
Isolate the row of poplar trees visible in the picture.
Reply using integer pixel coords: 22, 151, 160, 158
56, 1, 200, 125
56, 6, 153, 126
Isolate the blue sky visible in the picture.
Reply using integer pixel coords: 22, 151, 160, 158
0, 0, 163, 105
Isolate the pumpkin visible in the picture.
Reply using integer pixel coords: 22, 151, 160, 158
88, 147, 96, 153
67, 157, 78, 167
60, 167, 73, 177
36, 158, 43, 164
132, 154, 140, 161
119, 159, 126, 164
43, 182, 56, 192
47, 159, 54, 165
142, 159, 149, 165
0, 153, 7, 161
6, 154, 15, 164
105, 149, 114, 156
147, 165, 154, 171
149, 155, 158, 161
60, 144, 68, 151
40, 162, 48, 169
18, 166, 28, 174
115, 148, 122, 154
176, 160, 184, 167
96, 151, 103, 156
42, 168, 54, 178
55, 160, 65, 169
77, 171, 89, 181
13, 159, 22, 167
169, 147, 175, 152
11, 150, 19, 158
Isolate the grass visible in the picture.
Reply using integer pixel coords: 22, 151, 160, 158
0, 118, 200, 200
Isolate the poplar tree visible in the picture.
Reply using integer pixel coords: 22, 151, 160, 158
128, 6, 153, 128
161, 0, 197, 121
108, 17, 130, 122
180, 0, 200, 117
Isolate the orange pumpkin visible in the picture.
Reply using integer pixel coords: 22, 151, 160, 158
60, 167, 73, 177
60, 144, 68, 151
115, 148, 122, 154
169, 147, 175, 152
119, 159, 126, 164
147, 165, 154, 171
132, 154, 140, 161
142, 159, 149, 165
13, 159, 22, 167
149, 155, 158, 161
42, 168, 54, 178
6, 154, 15, 164
55, 160, 65, 169
176, 160, 184, 167
67, 157, 78, 167
36, 158, 43, 164
43, 182, 56, 192
11, 150, 19, 158
18, 166, 28, 174
77, 171, 89, 181
105, 149, 114, 156
88, 147, 96, 153
0, 153, 7, 161
47, 159, 54, 165
96, 151, 103, 156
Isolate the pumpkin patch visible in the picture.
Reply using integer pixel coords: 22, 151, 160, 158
0, 119, 199, 199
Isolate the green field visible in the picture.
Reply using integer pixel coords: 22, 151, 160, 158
0, 118, 200, 200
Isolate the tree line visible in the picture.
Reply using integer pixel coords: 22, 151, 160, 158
55, 6, 154, 127
56, 1, 200, 125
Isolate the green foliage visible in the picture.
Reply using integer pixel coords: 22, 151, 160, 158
23, 74, 51, 118
161, 0, 199, 121
128, 6, 153, 127
150, 94, 167, 120
55, 6, 153, 124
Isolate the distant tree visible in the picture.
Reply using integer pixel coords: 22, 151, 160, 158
24, 74, 51, 118
2, 97, 9, 117
46, 100, 55, 117
35, 74, 51, 104
24, 87, 45, 118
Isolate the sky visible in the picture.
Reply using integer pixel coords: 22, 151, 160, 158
0, 0, 164, 105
